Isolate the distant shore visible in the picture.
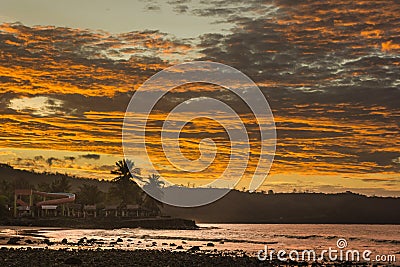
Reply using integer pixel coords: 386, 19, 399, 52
1, 217, 198, 230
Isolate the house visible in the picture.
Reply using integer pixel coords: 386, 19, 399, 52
83, 205, 97, 218
104, 204, 119, 217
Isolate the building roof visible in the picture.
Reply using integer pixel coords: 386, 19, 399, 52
83, 205, 96, 211
104, 204, 119, 210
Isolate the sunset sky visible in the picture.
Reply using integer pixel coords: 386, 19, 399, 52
0, 0, 399, 196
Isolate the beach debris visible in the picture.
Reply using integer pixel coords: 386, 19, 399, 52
7, 237, 22, 245
188, 246, 201, 252
43, 238, 54, 246
116, 238, 123, 243
169, 243, 176, 246
88, 238, 97, 244
61, 238, 68, 244
77, 237, 87, 245
206, 242, 214, 247
176, 245, 184, 249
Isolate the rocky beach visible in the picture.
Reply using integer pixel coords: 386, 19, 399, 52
0, 248, 275, 267
1, 225, 398, 266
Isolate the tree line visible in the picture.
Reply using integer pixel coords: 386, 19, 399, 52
0, 160, 164, 217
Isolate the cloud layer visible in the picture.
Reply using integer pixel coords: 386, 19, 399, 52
0, 0, 399, 194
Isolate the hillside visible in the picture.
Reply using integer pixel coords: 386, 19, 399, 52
0, 163, 112, 192
163, 189, 400, 224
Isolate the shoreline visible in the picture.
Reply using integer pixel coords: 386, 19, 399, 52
1, 217, 198, 230
195, 222, 400, 225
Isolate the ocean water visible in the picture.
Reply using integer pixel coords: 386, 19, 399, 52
1, 224, 399, 262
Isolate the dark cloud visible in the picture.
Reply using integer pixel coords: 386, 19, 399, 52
34, 155, 44, 161
94, 164, 115, 171
0, 22, 193, 98
46, 157, 60, 166
64, 156, 76, 162
80, 154, 101, 160
173, 5, 189, 13
145, 5, 161, 11
167, 0, 191, 4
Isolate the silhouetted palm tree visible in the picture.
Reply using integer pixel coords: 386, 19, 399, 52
142, 174, 165, 215
145, 174, 165, 188
111, 160, 141, 183
110, 159, 142, 205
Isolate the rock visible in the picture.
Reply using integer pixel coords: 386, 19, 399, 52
152, 241, 157, 246
116, 238, 123, 242
169, 243, 176, 246
7, 237, 21, 245
25, 239, 33, 244
176, 245, 184, 249
206, 242, 214, 247
182, 241, 187, 244
188, 246, 201, 252
61, 238, 68, 244
162, 243, 168, 246
64, 257, 83, 265
43, 239, 54, 246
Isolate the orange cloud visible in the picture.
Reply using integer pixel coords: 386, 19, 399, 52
382, 40, 400, 52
